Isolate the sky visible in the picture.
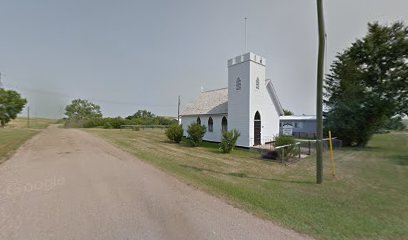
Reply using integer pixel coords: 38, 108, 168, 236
1, 0, 407, 118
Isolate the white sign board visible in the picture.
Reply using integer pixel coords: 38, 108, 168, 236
282, 123, 293, 136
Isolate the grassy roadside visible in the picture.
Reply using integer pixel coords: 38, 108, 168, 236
86, 128, 408, 240
0, 118, 55, 164
5, 117, 55, 129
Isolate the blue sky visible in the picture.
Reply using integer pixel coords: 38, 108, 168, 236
1, 0, 407, 118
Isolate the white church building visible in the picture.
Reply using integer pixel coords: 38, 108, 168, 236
180, 52, 284, 148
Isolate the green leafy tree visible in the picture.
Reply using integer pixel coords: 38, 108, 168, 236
0, 89, 27, 127
65, 99, 102, 120
165, 124, 184, 143
126, 110, 155, 119
324, 22, 408, 146
125, 110, 175, 126
219, 129, 240, 153
283, 109, 294, 116
382, 116, 406, 131
187, 123, 206, 147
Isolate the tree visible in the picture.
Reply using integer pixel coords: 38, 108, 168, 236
126, 110, 155, 119
283, 109, 294, 116
0, 89, 27, 127
382, 116, 406, 131
125, 110, 175, 125
186, 123, 206, 147
324, 22, 408, 146
65, 99, 102, 120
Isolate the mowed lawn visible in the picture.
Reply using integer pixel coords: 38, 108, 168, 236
87, 128, 408, 240
0, 118, 55, 164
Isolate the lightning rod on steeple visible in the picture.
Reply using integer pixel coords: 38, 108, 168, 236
244, 17, 248, 52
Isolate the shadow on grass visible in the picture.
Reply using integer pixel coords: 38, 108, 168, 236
389, 155, 408, 166
179, 164, 314, 185
352, 146, 382, 152
165, 139, 264, 158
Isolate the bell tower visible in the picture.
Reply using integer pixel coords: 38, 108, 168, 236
227, 52, 266, 147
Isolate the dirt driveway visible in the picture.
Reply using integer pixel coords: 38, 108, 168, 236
0, 126, 311, 240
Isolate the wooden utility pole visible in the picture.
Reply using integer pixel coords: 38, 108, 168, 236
27, 106, 30, 128
177, 96, 180, 124
316, 0, 326, 184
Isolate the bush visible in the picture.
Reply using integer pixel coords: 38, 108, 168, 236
187, 123, 206, 147
64, 119, 86, 128
274, 135, 298, 159
108, 117, 128, 129
103, 122, 113, 129
82, 117, 131, 129
82, 118, 105, 128
219, 129, 240, 153
165, 124, 183, 143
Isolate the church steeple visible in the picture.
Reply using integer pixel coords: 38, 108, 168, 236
227, 52, 266, 146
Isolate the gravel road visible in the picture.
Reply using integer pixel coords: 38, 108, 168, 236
0, 126, 311, 240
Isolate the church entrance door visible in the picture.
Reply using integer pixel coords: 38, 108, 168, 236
254, 111, 261, 145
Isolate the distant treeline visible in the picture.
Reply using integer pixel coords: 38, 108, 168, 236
64, 110, 177, 129
82, 116, 176, 129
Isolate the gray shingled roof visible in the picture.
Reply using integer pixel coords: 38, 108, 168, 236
180, 88, 228, 116
181, 80, 284, 116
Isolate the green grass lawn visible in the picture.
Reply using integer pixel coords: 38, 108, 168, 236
86, 128, 408, 240
0, 118, 55, 163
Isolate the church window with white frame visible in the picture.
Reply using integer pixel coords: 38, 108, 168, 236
256, 77, 260, 89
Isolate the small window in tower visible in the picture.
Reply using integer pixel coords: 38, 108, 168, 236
256, 78, 260, 89
236, 77, 241, 91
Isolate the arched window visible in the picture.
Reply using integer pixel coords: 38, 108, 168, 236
221, 117, 228, 132
197, 117, 201, 125
256, 77, 260, 90
208, 117, 213, 132
236, 77, 241, 90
